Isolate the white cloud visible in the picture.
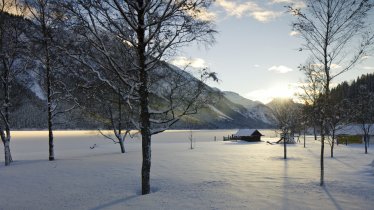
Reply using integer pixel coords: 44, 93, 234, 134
330, 64, 341, 69
311, 63, 341, 69
169, 56, 207, 69
268, 65, 293, 73
215, 0, 282, 22
186, 7, 217, 21
270, 0, 306, 8
361, 56, 371, 60
254, 64, 261, 68
250, 10, 282, 22
289, 31, 300, 36
363, 66, 374, 70
216, 0, 261, 17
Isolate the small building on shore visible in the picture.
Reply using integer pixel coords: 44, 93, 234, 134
335, 124, 374, 144
230, 129, 263, 142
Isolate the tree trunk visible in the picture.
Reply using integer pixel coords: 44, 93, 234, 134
4, 140, 11, 166
48, 121, 54, 161
118, 91, 125, 154
42, 16, 54, 161
137, 0, 151, 195
190, 131, 193, 150
303, 130, 306, 148
47, 72, 54, 161
364, 135, 368, 154
320, 133, 325, 186
119, 138, 125, 154
284, 132, 287, 159
1, 59, 13, 166
313, 126, 317, 140
0, 129, 12, 166
331, 131, 335, 158
331, 139, 334, 158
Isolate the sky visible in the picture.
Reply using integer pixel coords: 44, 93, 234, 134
169, 0, 374, 104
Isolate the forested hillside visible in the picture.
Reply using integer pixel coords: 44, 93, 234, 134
331, 73, 374, 100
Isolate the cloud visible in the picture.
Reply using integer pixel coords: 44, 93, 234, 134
330, 64, 341, 69
268, 65, 293, 73
169, 56, 208, 69
250, 10, 282, 22
289, 31, 300, 36
215, 0, 282, 22
311, 63, 341, 69
216, 0, 261, 17
270, 0, 306, 8
361, 56, 371, 60
186, 7, 217, 21
363, 66, 374, 70
254, 64, 261, 68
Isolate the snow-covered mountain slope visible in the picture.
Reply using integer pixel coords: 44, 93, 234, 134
11, 62, 276, 129
2, 12, 275, 129
223, 91, 261, 109
223, 91, 276, 125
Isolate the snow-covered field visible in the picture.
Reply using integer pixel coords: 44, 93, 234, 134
1, 130, 373, 210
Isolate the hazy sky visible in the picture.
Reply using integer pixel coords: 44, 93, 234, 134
169, 0, 374, 104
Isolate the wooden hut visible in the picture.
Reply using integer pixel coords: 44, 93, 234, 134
233, 129, 263, 142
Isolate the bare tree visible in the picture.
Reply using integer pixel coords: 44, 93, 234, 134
298, 61, 324, 141
289, 0, 374, 186
269, 98, 301, 159
0, 0, 28, 166
64, 0, 217, 195
83, 82, 136, 154
352, 85, 374, 154
25, 0, 78, 161
325, 96, 350, 157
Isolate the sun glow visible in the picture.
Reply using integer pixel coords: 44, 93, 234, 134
246, 83, 298, 104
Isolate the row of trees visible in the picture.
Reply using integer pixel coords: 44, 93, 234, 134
0, 0, 218, 195
289, 0, 374, 186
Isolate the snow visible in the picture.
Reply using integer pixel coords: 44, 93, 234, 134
207, 105, 233, 120
335, 124, 374, 135
1, 130, 374, 210
223, 91, 276, 124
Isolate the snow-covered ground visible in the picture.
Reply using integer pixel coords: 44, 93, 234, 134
1, 130, 373, 210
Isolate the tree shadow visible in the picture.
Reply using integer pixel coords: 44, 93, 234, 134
89, 194, 139, 210
323, 186, 343, 210
332, 157, 355, 169
0, 159, 48, 168
281, 160, 289, 210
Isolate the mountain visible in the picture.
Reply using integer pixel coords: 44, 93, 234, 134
10, 66, 277, 129
223, 91, 277, 125
2, 11, 276, 129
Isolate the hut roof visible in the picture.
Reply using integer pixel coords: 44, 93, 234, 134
234, 129, 263, 137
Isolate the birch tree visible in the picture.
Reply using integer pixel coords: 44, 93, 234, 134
0, 0, 28, 166
289, 0, 374, 186
64, 0, 217, 195
25, 0, 77, 161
